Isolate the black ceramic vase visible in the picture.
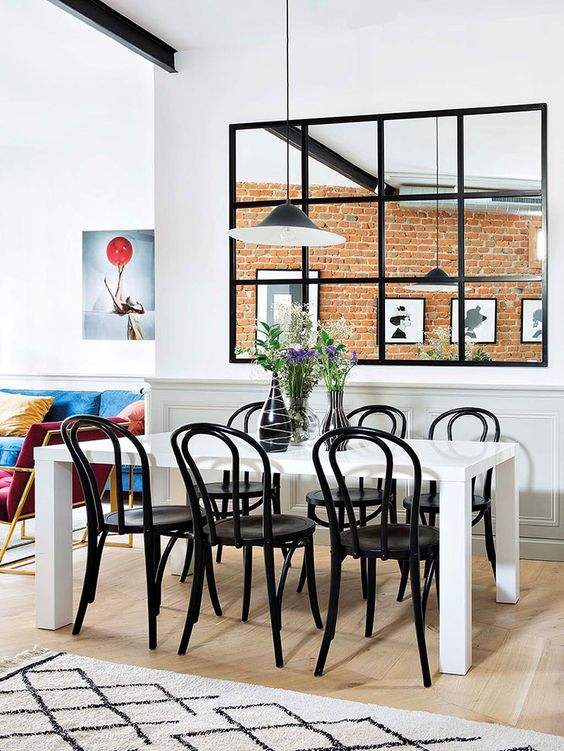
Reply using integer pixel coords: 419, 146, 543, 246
320, 390, 350, 451
258, 372, 291, 453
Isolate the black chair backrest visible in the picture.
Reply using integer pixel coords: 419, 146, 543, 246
227, 402, 263, 432
171, 422, 272, 548
61, 415, 152, 536
313, 426, 423, 560
428, 407, 501, 499
347, 404, 407, 438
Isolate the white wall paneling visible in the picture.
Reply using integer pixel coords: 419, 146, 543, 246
146, 378, 564, 561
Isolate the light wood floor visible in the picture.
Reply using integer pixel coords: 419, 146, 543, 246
1, 544, 563, 736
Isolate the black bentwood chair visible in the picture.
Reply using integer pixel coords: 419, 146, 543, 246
298, 405, 408, 597
397, 407, 500, 602
186, 402, 282, 572
313, 426, 438, 687
171, 422, 322, 667
61, 415, 220, 650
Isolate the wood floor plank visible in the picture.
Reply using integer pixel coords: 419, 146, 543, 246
0, 544, 562, 736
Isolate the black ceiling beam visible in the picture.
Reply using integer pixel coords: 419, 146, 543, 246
47, 0, 177, 72
266, 125, 397, 195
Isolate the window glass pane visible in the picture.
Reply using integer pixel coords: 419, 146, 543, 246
464, 197, 544, 276
234, 206, 302, 280
236, 127, 301, 202
315, 283, 378, 359
308, 122, 377, 199
464, 110, 541, 192
463, 281, 543, 362
308, 202, 378, 278
384, 283, 458, 361
384, 116, 457, 193
385, 200, 458, 277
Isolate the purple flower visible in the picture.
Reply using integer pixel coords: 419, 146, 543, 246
326, 344, 338, 362
351, 350, 358, 364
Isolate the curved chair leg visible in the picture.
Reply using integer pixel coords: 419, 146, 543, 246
216, 498, 229, 563
143, 531, 159, 650
297, 554, 307, 594
483, 506, 496, 580
365, 557, 376, 638
397, 510, 410, 602
276, 542, 299, 612
155, 534, 180, 614
422, 556, 437, 619
205, 547, 222, 616
242, 546, 253, 622
304, 537, 323, 629
297, 504, 315, 593
180, 538, 194, 583
178, 542, 206, 655
359, 505, 368, 600
315, 552, 342, 677
73, 530, 107, 635
263, 543, 284, 668
409, 557, 432, 687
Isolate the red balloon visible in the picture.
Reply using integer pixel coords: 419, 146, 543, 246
106, 236, 133, 266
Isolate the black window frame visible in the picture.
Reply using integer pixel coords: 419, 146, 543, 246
229, 102, 548, 367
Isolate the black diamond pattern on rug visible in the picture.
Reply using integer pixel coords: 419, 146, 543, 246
0, 652, 559, 751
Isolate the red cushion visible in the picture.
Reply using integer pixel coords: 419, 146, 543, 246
1, 418, 126, 523
117, 400, 144, 435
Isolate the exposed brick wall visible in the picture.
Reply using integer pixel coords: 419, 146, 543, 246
235, 182, 542, 362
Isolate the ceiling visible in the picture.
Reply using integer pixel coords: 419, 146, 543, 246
105, 0, 564, 52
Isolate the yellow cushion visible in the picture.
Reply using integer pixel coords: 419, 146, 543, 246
0, 393, 55, 437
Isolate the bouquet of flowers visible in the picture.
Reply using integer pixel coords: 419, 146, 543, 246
277, 304, 320, 399
314, 318, 358, 392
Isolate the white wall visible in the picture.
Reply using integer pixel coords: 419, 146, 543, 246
154, 5, 564, 385
0, 0, 155, 378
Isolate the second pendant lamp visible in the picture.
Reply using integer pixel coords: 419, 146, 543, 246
228, 0, 345, 248
410, 117, 457, 292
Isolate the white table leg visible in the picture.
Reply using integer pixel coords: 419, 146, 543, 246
438, 479, 472, 675
494, 455, 519, 604
35, 459, 74, 629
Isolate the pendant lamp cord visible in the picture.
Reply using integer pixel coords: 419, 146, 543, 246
285, 0, 290, 203
435, 116, 439, 268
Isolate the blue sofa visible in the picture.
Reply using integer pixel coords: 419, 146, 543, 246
0, 388, 144, 490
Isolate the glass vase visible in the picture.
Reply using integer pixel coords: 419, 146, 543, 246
258, 372, 291, 453
320, 390, 350, 451
288, 397, 319, 444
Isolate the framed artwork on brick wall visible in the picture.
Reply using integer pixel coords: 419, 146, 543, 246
256, 270, 319, 327
521, 299, 543, 342
385, 299, 425, 343
451, 299, 497, 343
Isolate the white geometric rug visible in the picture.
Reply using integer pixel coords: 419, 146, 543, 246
1, 650, 562, 751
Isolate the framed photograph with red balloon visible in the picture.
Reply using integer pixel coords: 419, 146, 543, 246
82, 229, 155, 340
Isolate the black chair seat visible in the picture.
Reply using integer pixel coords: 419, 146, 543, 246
204, 480, 264, 499
306, 486, 384, 507
105, 505, 193, 533
215, 513, 315, 545
340, 523, 439, 557
403, 492, 490, 513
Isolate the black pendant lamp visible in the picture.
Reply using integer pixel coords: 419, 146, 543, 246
411, 117, 457, 292
229, 0, 345, 248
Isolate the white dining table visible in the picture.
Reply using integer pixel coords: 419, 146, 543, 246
34, 432, 518, 676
